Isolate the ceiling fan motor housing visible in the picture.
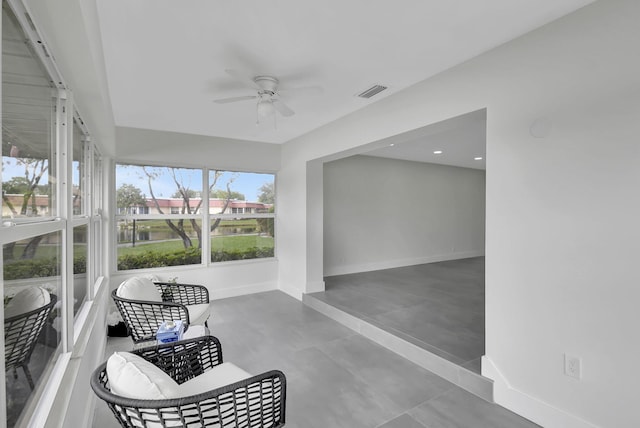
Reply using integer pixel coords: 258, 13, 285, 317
254, 76, 279, 94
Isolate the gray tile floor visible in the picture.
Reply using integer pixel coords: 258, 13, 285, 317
93, 289, 539, 428
313, 257, 485, 373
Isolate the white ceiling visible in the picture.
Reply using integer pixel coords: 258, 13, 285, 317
96, 0, 591, 159
364, 110, 486, 170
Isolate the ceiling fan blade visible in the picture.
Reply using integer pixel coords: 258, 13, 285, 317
213, 95, 257, 104
224, 69, 260, 90
278, 85, 324, 97
272, 99, 295, 117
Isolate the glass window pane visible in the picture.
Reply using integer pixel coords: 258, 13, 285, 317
210, 218, 274, 262
3, 231, 62, 425
73, 225, 88, 315
93, 221, 102, 279
116, 164, 202, 215
93, 153, 102, 216
72, 120, 86, 216
116, 219, 202, 270
208, 171, 274, 213
2, 4, 56, 220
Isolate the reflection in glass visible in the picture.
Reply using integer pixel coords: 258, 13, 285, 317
3, 231, 62, 427
2, 2, 56, 221
116, 219, 202, 270
210, 218, 274, 262
73, 225, 88, 315
72, 120, 86, 216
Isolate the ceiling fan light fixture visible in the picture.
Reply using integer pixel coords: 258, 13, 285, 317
257, 99, 274, 117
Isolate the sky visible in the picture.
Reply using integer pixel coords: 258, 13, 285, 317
115, 164, 273, 201
3, 158, 86, 189
3, 158, 273, 202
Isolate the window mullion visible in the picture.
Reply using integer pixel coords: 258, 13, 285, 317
57, 89, 73, 352
202, 169, 211, 266
84, 140, 94, 296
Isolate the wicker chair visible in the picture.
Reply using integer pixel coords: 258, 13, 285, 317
4, 293, 57, 389
112, 278, 211, 344
91, 335, 287, 428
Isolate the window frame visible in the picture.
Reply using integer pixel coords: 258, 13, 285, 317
113, 164, 276, 272
0, 1, 105, 425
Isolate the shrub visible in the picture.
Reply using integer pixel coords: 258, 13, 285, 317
3, 257, 60, 280
117, 247, 202, 270
3, 255, 87, 281
116, 246, 274, 270
211, 246, 274, 262
3, 247, 275, 277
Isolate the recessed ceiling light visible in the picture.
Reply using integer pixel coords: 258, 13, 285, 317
433, 150, 443, 155
474, 157, 483, 160
389, 143, 395, 147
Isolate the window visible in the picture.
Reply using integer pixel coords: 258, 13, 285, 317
72, 119, 86, 216
2, 5, 55, 221
115, 164, 203, 270
114, 164, 275, 270
92, 149, 103, 282
2, 5, 62, 424
73, 224, 88, 315
3, 231, 63, 426
209, 171, 275, 263
1, 2, 103, 425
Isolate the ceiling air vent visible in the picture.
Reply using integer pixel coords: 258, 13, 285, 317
356, 84, 388, 99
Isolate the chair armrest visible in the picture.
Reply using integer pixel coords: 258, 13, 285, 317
189, 370, 287, 426
112, 289, 190, 343
133, 336, 223, 383
91, 365, 287, 428
4, 294, 57, 370
154, 282, 210, 306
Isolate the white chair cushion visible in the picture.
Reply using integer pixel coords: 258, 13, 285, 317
178, 362, 251, 396
186, 303, 211, 326
117, 277, 162, 302
4, 287, 51, 319
106, 352, 180, 400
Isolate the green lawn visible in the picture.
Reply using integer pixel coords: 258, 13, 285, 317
118, 235, 274, 257
119, 218, 258, 231
4, 244, 86, 263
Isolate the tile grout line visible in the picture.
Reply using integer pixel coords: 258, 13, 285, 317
303, 293, 494, 402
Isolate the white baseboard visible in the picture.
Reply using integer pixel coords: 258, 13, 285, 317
305, 280, 326, 293
279, 284, 304, 301
482, 357, 599, 428
325, 251, 484, 277
209, 281, 277, 300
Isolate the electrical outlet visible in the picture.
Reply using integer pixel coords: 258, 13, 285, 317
564, 354, 581, 379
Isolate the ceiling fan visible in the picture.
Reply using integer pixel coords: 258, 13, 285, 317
214, 69, 322, 124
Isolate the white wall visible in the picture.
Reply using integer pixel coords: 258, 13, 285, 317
278, 1, 640, 427
323, 155, 485, 276
115, 127, 281, 173
110, 259, 278, 301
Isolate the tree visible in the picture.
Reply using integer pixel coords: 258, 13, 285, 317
210, 189, 244, 200
258, 182, 274, 204
2, 157, 49, 260
172, 189, 196, 199
116, 184, 147, 214
140, 167, 236, 249
3, 177, 31, 194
